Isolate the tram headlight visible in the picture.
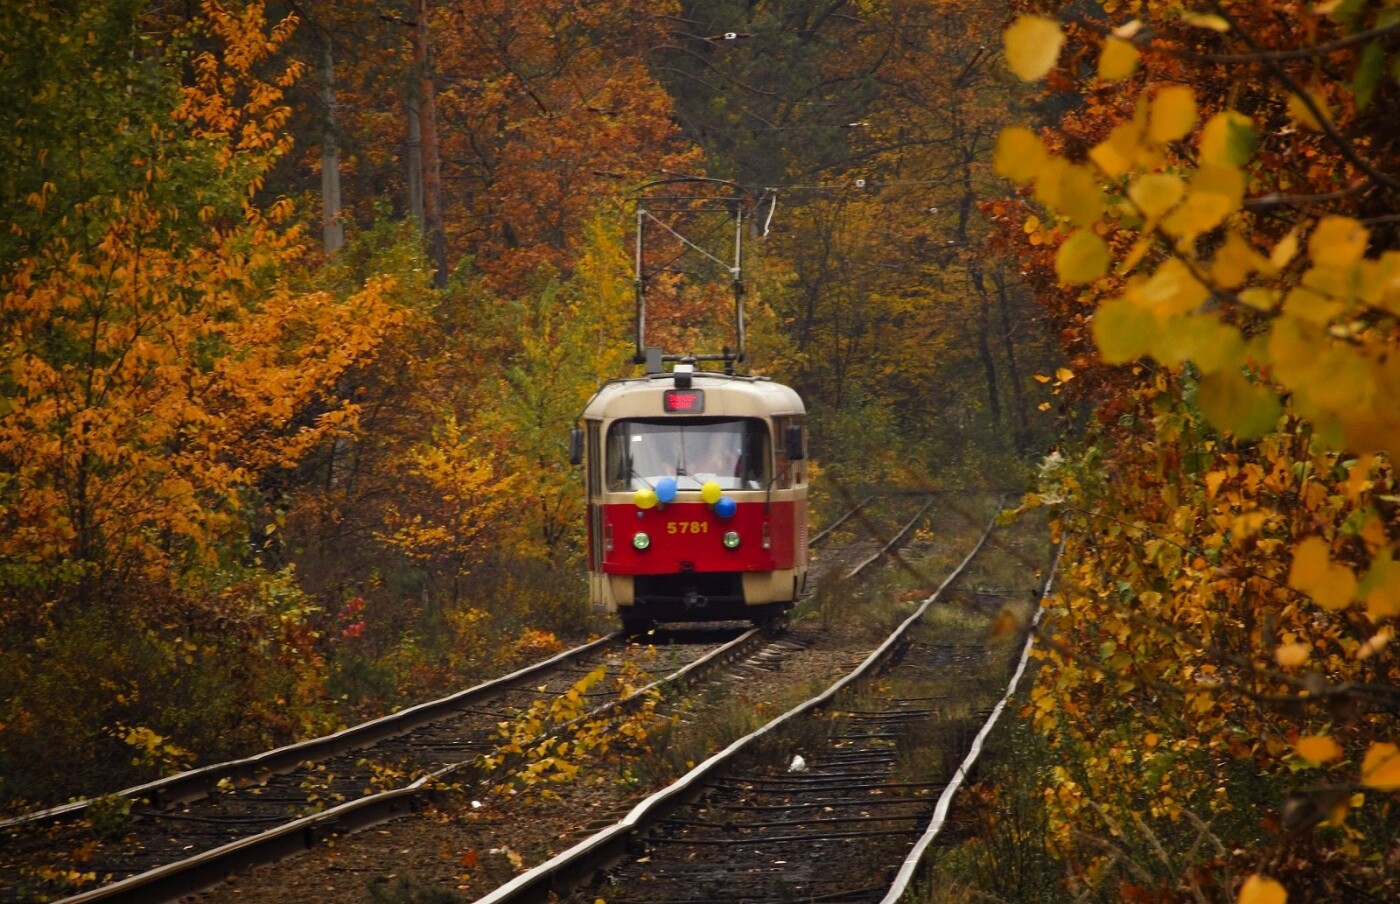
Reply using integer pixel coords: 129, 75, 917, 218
723, 531, 741, 549
632, 532, 651, 551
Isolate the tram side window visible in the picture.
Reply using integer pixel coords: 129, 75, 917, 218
772, 418, 806, 488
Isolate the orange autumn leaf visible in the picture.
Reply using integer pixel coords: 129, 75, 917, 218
1238, 874, 1287, 904
1360, 743, 1400, 791
1294, 735, 1342, 764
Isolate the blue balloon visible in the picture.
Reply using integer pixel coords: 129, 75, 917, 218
713, 496, 737, 518
655, 476, 677, 503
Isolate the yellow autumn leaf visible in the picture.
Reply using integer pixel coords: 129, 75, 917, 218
1212, 231, 1267, 289
1093, 296, 1156, 364
1230, 510, 1269, 544
1118, 236, 1152, 274
1375, 250, 1400, 314
1238, 874, 1287, 904
1129, 173, 1185, 219
1196, 369, 1282, 442
1308, 216, 1369, 268
1199, 110, 1256, 167
1361, 553, 1400, 620
1098, 37, 1140, 81
1239, 288, 1281, 311
1360, 742, 1400, 790
1152, 313, 1243, 374
1287, 87, 1331, 131
1058, 163, 1108, 226
1056, 229, 1110, 284
1161, 166, 1244, 244
1089, 121, 1142, 178
1141, 258, 1208, 318
1149, 85, 1197, 144
1274, 642, 1311, 668
1192, 163, 1246, 215
1055, 367, 1075, 382
1356, 627, 1394, 659
1288, 536, 1357, 612
1004, 16, 1064, 82
1033, 157, 1070, 210
1282, 284, 1348, 326
993, 127, 1049, 184
1295, 734, 1342, 763
1183, 12, 1231, 32
1270, 229, 1301, 269
1266, 314, 1323, 385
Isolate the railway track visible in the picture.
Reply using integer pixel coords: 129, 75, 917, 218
472, 506, 1058, 904
0, 628, 761, 904
4, 491, 995, 903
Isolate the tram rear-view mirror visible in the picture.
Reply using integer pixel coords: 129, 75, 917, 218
785, 424, 805, 462
568, 427, 584, 466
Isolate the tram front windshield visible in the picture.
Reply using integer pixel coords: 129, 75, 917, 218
607, 418, 768, 492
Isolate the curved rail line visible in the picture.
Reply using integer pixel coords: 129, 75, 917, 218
877, 540, 1063, 902
843, 495, 936, 579
807, 494, 875, 548
472, 504, 1008, 904
2, 635, 620, 837
3, 629, 761, 904
55, 627, 770, 904
15, 495, 954, 904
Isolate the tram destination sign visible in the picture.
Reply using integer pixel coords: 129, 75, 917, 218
663, 389, 705, 413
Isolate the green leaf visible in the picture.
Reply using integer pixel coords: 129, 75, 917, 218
1353, 41, 1384, 111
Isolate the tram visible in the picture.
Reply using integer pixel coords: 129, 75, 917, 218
572, 359, 808, 629
570, 176, 808, 629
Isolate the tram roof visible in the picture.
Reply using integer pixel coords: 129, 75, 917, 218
582, 370, 805, 421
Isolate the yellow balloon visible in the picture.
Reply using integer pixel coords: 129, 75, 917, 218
634, 487, 658, 509
701, 481, 722, 504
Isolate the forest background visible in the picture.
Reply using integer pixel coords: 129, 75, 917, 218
5, 1, 1399, 901
0, 0, 1058, 810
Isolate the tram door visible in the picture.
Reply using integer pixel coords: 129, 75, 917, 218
586, 421, 604, 573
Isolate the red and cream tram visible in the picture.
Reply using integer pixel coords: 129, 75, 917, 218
572, 361, 808, 630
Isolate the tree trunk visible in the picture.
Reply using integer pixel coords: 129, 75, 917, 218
993, 267, 1032, 452
969, 264, 1001, 424
406, 90, 424, 228
414, 0, 447, 287
320, 37, 344, 254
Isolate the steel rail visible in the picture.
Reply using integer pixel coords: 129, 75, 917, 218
808, 493, 875, 547
52, 627, 769, 904
844, 495, 937, 578
2, 634, 622, 835
877, 540, 1064, 903
472, 506, 1001, 904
